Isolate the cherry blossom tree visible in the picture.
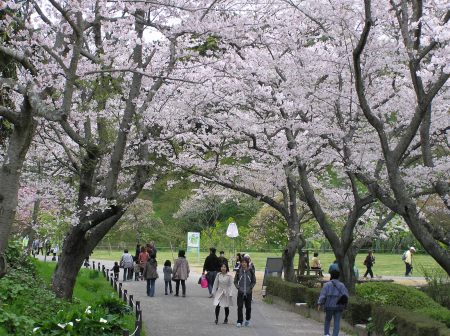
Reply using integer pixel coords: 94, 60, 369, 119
349, 0, 450, 274
1, 0, 217, 298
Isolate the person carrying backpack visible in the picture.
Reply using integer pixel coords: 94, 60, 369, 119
403, 247, 416, 276
317, 270, 349, 336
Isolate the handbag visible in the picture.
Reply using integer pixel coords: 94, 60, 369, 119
332, 280, 348, 306
200, 275, 208, 288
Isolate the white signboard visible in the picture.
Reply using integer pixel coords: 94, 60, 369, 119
187, 232, 200, 248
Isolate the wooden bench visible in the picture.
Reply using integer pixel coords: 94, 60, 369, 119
294, 268, 323, 276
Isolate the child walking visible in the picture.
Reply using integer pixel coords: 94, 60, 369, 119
134, 261, 141, 281
212, 263, 233, 324
112, 261, 120, 281
234, 258, 256, 327
163, 260, 173, 295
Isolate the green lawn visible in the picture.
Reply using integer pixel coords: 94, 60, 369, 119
91, 249, 442, 277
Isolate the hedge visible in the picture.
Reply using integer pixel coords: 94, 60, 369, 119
372, 305, 450, 336
357, 282, 450, 328
266, 276, 307, 303
356, 282, 442, 309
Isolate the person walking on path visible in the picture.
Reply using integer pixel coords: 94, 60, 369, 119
234, 258, 256, 328
163, 260, 173, 295
363, 251, 375, 278
143, 254, 158, 297
403, 246, 416, 276
317, 270, 349, 336
113, 261, 120, 281
138, 246, 150, 279
173, 250, 190, 297
120, 249, 134, 281
212, 263, 233, 324
218, 251, 229, 272
203, 247, 220, 298
233, 253, 242, 271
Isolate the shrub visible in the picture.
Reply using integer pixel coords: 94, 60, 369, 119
372, 305, 450, 336
96, 294, 131, 316
266, 277, 307, 303
356, 282, 442, 309
33, 305, 126, 336
421, 284, 450, 309
5, 240, 36, 275
304, 287, 321, 308
416, 307, 450, 328
297, 275, 319, 288
343, 296, 372, 325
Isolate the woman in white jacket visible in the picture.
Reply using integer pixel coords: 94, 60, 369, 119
212, 263, 233, 324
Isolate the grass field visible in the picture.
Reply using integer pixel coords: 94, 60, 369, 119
91, 249, 443, 277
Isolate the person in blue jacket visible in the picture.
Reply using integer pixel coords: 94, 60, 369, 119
317, 270, 349, 336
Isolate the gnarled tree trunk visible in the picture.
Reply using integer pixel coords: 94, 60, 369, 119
52, 212, 124, 299
0, 99, 36, 278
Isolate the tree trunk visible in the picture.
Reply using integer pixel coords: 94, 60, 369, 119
52, 212, 124, 300
282, 219, 300, 282
0, 101, 36, 278
335, 251, 357, 293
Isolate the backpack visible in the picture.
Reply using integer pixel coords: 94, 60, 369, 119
401, 251, 407, 261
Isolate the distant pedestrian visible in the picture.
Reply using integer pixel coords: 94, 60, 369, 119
234, 258, 256, 327
133, 261, 141, 281
212, 263, 233, 324
143, 254, 158, 297
113, 261, 120, 281
363, 250, 375, 278
38, 239, 44, 255
203, 247, 220, 297
173, 250, 190, 297
138, 246, 150, 279
243, 254, 255, 272
120, 249, 134, 281
403, 246, 416, 276
163, 260, 173, 295
311, 252, 323, 277
317, 270, 349, 336
233, 253, 242, 271
134, 244, 141, 262
218, 251, 229, 271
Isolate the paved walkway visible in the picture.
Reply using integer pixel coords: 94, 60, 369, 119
108, 262, 334, 336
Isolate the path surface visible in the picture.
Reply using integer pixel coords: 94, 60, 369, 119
107, 262, 343, 336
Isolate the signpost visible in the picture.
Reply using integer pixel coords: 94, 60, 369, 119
187, 232, 200, 263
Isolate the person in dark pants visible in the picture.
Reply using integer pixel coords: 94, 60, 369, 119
218, 251, 229, 271
234, 258, 256, 327
363, 250, 375, 278
173, 250, 190, 297
203, 247, 220, 298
